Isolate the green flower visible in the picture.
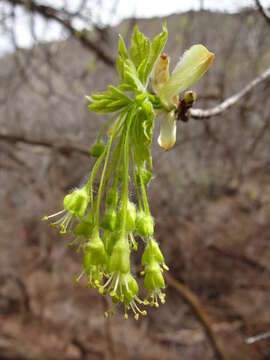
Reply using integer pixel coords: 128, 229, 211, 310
109, 238, 130, 274
141, 238, 164, 264
42, 186, 90, 234
75, 230, 107, 287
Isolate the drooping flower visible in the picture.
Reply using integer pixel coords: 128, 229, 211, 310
42, 186, 90, 234
43, 23, 214, 320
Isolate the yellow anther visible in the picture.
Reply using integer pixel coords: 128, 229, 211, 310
134, 314, 139, 321
104, 311, 109, 318
124, 313, 128, 320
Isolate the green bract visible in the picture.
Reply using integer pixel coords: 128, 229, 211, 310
43, 23, 214, 319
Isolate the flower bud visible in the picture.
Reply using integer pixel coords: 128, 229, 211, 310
109, 239, 130, 273
140, 101, 153, 119
63, 186, 89, 218
144, 262, 165, 291
135, 92, 147, 105
141, 238, 164, 265
136, 211, 154, 238
183, 90, 197, 106
101, 209, 117, 231
90, 141, 105, 158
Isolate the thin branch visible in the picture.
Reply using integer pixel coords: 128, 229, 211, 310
165, 273, 228, 360
0, 132, 90, 156
246, 331, 270, 344
255, 0, 270, 26
191, 66, 270, 119
6, 0, 115, 67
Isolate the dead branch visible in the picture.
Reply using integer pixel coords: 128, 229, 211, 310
6, 0, 115, 67
255, 0, 270, 26
165, 273, 228, 360
246, 331, 270, 344
191, 66, 270, 119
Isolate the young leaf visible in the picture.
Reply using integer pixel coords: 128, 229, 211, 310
143, 22, 168, 84
131, 100, 155, 166
129, 25, 151, 70
117, 35, 129, 80
159, 44, 214, 108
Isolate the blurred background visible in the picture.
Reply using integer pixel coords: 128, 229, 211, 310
0, 0, 270, 359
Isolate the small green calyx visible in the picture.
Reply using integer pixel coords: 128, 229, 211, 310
90, 141, 105, 158
142, 238, 164, 265
124, 201, 137, 232
122, 273, 139, 304
109, 239, 130, 273
136, 212, 154, 238
84, 231, 107, 266
144, 262, 165, 292
101, 208, 117, 231
63, 187, 89, 218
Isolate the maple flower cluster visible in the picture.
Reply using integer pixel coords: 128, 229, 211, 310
43, 23, 214, 320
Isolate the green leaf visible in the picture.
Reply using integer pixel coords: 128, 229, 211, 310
123, 59, 144, 92
129, 25, 150, 69
87, 85, 131, 113
143, 22, 168, 83
117, 35, 128, 80
131, 100, 155, 166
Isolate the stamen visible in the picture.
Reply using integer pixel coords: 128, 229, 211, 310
74, 270, 85, 283
43, 209, 66, 220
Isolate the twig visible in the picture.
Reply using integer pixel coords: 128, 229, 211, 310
165, 273, 228, 360
191, 66, 270, 119
255, 0, 270, 26
246, 331, 270, 344
6, 0, 114, 67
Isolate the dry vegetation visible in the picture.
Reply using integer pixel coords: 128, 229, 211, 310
0, 5, 270, 360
